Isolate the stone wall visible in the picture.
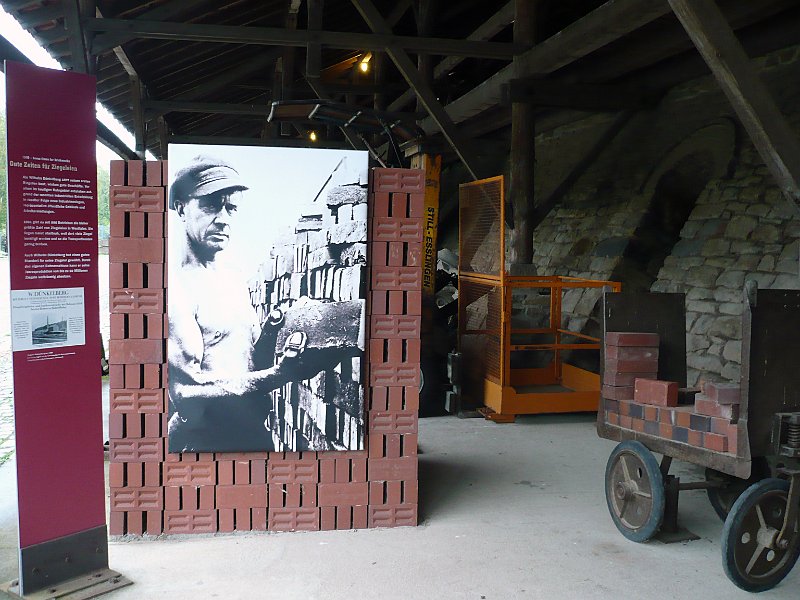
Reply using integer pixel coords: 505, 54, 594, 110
522, 44, 800, 386
248, 183, 368, 452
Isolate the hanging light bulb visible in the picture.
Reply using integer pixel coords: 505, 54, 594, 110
309, 131, 318, 142
359, 52, 372, 74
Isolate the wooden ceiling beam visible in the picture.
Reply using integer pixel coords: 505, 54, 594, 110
388, 1, 514, 112
669, 0, 800, 204
557, 0, 796, 85
505, 79, 657, 111
86, 17, 520, 60
350, 0, 482, 179
169, 134, 351, 149
91, 0, 209, 55
419, 0, 672, 134
144, 100, 274, 116
63, 0, 90, 73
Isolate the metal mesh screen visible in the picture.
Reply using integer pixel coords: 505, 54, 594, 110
459, 177, 503, 276
459, 279, 503, 385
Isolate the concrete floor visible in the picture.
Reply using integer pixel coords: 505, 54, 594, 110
1, 414, 798, 599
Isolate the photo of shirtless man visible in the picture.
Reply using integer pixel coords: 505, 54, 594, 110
168, 155, 318, 451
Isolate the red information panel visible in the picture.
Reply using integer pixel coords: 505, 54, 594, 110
5, 62, 105, 550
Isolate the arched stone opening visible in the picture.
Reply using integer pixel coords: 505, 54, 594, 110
609, 119, 737, 293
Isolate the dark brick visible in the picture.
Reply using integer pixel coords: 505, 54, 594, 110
628, 403, 644, 419
605, 369, 659, 389
602, 385, 634, 401
672, 426, 689, 444
690, 413, 711, 432
644, 420, 660, 436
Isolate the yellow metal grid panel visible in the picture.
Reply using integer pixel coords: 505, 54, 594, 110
459, 278, 503, 386
458, 177, 504, 277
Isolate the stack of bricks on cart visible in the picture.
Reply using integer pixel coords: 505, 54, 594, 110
603, 331, 740, 454
107, 161, 421, 535
248, 181, 369, 451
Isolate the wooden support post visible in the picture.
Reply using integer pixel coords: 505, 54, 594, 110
668, 0, 800, 205
306, 0, 323, 80
157, 116, 169, 159
130, 75, 146, 159
415, 0, 436, 115
508, 0, 539, 266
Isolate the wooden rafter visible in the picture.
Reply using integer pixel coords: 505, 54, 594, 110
669, 0, 800, 204
350, 0, 481, 180
420, 0, 672, 134
85, 18, 520, 60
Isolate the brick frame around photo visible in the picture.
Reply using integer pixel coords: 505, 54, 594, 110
107, 161, 422, 535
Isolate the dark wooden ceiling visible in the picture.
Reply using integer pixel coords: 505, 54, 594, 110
2, 0, 799, 167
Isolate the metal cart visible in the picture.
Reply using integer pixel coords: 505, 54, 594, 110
597, 286, 800, 592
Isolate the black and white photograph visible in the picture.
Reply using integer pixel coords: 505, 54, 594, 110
31, 313, 68, 345
167, 144, 369, 453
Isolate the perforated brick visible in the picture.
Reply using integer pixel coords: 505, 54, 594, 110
372, 218, 423, 243
370, 411, 417, 434
110, 488, 163, 511
368, 504, 417, 528
110, 438, 164, 462
108, 186, 164, 212
267, 459, 319, 484
268, 508, 320, 531
371, 266, 422, 291
371, 169, 424, 194
163, 462, 217, 486
110, 289, 164, 314
370, 315, 422, 339
164, 510, 217, 534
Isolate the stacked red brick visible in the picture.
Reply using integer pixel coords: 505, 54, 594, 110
603, 331, 740, 454
602, 332, 659, 411
248, 182, 369, 451
108, 162, 421, 535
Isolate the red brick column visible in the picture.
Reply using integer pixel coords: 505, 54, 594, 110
108, 163, 422, 534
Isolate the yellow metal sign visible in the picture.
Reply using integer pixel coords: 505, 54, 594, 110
414, 154, 441, 296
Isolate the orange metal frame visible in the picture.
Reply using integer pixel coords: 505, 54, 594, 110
458, 177, 622, 416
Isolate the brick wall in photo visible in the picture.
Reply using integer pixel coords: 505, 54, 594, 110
248, 182, 369, 452
108, 161, 422, 535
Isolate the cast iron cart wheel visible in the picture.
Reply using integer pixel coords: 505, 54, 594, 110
722, 478, 800, 593
706, 457, 771, 521
605, 441, 665, 542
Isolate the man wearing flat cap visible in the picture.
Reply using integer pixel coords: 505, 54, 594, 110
167, 155, 312, 452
